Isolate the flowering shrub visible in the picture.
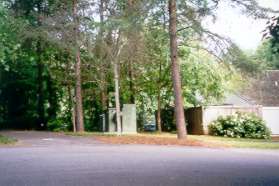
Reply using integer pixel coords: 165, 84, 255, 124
208, 112, 271, 139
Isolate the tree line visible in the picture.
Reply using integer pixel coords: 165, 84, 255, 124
0, 0, 278, 139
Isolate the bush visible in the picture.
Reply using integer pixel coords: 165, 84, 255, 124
47, 118, 69, 132
208, 112, 271, 139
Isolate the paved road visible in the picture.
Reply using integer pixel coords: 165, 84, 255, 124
0, 131, 278, 186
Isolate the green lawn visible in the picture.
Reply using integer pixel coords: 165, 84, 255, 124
0, 135, 17, 145
66, 131, 279, 149
136, 132, 279, 149
188, 135, 279, 149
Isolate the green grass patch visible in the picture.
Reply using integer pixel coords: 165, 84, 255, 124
188, 135, 279, 149
0, 135, 17, 145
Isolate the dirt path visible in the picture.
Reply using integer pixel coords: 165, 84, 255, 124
0, 131, 103, 147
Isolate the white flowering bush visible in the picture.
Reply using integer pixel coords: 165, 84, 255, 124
208, 112, 271, 139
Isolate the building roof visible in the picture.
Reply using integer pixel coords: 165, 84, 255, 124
241, 70, 279, 107
221, 92, 255, 106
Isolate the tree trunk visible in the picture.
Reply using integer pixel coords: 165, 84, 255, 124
127, 0, 136, 104
99, 0, 108, 111
101, 90, 107, 111
168, 0, 187, 139
73, 0, 84, 132
157, 59, 163, 133
114, 61, 122, 135
68, 85, 76, 132
36, 38, 46, 130
46, 72, 58, 120
157, 92, 162, 132
36, 2, 45, 130
74, 50, 84, 132
128, 59, 135, 104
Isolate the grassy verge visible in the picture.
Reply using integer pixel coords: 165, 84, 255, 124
136, 133, 279, 149
188, 135, 279, 149
65, 131, 279, 149
0, 135, 17, 145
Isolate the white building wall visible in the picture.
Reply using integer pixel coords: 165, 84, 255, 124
262, 107, 279, 135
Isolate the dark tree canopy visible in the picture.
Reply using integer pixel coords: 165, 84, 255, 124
0, 0, 276, 137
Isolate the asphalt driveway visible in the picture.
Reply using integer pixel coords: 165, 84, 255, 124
0, 131, 278, 186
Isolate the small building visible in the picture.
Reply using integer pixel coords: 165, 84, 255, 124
103, 104, 137, 134
186, 105, 263, 135
187, 70, 279, 135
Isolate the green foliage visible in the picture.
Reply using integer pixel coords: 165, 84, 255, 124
224, 45, 266, 75
181, 48, 230, 106
133, 25, 172, 117
236, 16, 279, 71
254, 41, 279, 70
0, 135, 17, 145
268, 17, 279, 54
47, 118, 69, 132
0, 4, 37, 129
160, 108, 176, 132
0, 0, 275, 133
208, 112, 271, 139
